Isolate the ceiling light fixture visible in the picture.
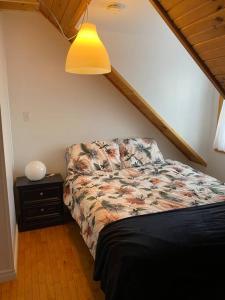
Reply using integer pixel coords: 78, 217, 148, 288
106, 2, 126, 13
65, 22, 111, 75
40, 0, 111, 75
65, 1, 111, 75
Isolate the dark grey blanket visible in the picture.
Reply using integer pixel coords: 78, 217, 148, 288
94, 202, 225, 300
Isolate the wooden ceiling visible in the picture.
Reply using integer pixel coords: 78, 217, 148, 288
150, 0, 225, 99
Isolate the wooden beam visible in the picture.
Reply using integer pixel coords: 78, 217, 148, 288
106, 67, 207, 166
149, 0, 225, 99
50, 0, 70, 22
39, 0, 58, 29
0, 0, 39, 10
60, 0, 91, 37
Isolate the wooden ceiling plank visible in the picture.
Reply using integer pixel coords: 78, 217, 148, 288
40, 0, 87, 39
217, 74, 225, 80
51, 0, 70, 22
160, 0, 183, 11
194, 35, 225, 53
182, 8, 225, 37
0, 0, 39, 10
39, 0, 53, 11
207, 64, 225, 75
150, 0, 225, 99
188, 22, 225, 45
206, 56, 225, 67
201, 46, 225, 60
175, 0, 225, 29
168, 0, 208, 19
205, 55, 225, 65
39, 0, 55, 26
60, 0, 82, 37
216, 74, 225, 87
106, 67, 207, 166
60, 0, 91, 38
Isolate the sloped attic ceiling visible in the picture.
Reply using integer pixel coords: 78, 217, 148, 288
1, 0, 224, 99
0, 0, 212, 167
150, 0, 225, 99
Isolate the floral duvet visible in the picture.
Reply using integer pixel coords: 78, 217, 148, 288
64, 159, 225, 258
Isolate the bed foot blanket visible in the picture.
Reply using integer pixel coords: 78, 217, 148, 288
94, 202, 225, 300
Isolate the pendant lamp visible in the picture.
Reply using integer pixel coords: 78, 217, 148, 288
65, 22, 111, 75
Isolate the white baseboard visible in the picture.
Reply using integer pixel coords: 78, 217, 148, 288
14, 225, 19, 272
0, 268, 16, 283
0, 225, 18, 283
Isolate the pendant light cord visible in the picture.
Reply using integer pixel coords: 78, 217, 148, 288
39, 0, 89, 41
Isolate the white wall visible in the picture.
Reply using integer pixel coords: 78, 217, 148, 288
1, 10, 188, 178
88, 0, 225, 181
0, 13, 16, 281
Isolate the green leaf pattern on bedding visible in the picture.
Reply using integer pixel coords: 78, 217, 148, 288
119, 138, 165, 168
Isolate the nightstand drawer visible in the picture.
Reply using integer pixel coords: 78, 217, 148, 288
23, 202, 62, 218
22, 214, 63, 231
21, 187, 61, 202
23, 197, 61, 208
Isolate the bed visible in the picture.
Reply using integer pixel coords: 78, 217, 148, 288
64, 138, 225, 300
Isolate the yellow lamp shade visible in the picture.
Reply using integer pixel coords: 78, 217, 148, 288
65, 23, 111, 75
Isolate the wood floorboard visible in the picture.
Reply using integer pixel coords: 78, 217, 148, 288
0, 223, 104, 300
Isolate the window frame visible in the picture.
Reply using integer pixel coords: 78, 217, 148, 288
215, 95, 225, 154
217, 95, 224, 120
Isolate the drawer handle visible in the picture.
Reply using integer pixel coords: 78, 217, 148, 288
40, 192, 44, 196
40, 208, 45, 212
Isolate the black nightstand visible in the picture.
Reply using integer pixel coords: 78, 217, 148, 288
15, 174, 64, 231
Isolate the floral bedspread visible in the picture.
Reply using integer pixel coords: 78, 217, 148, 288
64, 159, 225, 257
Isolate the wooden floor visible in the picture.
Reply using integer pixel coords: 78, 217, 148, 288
0, 223, 104, 300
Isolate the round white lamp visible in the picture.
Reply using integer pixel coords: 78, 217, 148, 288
25, 161, 47, 181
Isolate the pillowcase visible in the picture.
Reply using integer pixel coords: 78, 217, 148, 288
66, 140, 121, 175
119, 138, 165, 168
96, 140, 121, 170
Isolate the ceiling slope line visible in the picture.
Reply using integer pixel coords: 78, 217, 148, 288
149, 0, 225, 100
0, 0, 207, 166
